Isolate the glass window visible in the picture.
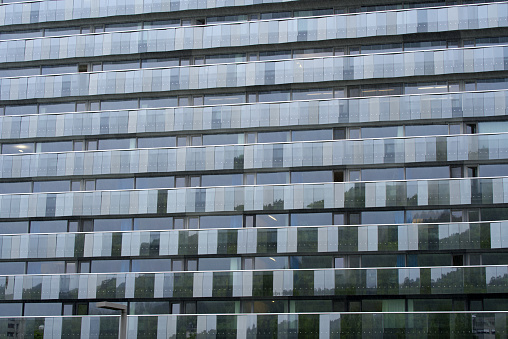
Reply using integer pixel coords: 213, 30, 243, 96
134, 217, 173, 231
202, 134, 242, 146
259, 51, 291, 61
41, 65, 76, 75
132, 259, 171, 272
255, 257, 289, 270
0, 221, 28, 234
91, 260, 129, 273
201, 174, 242, 187
130, 302, 170, 315
0, 303, 22, 316
144, 20, 180, 29
404, 82, 448, 94
27, 261, 66, 274
478, 121, 508, 133
406, 209, 450, 223
140, 97, 178, 108
97, 139, 134, 150
0, 262, 25, 274
291, 213, 332, 226
290, 256, 332, 269
197, 301, 236, 314
361, 211, 404, 224
199, 215, 242, 229
33, 180, 70, 193
38, 103, 75, 114
258, 91, 290, 102
476, 78, 508, 91
4, 104, 38, 116
406, 166, 449, 180
136, 177, 174, 189
89, 302, 127, 315
292, 89, 333, 100
198, 258, 240, 271
93, 219, 132, 232
204, 93, 245, 105
255, 214, 289, 227
2, 143, 35, 154
0, 68, 40, 78
405, 125, 449, 136
257, 131, 289, 143
362, 168, 404, 181
480, 164, 508, 177
24, 303, 62, 316
100, 100, 138, 111
292, 129, 333, 141
205, 54, 246, 64
138, 137, 176, 148
257, 172, 288, 185
291, 171, 332, 183
0, 182, 31, 194
37, 141, 73, 152
362, 126, 403, 138
30, 220, 67, 233
142, 58, 179, 68
293, 49, 333, 58
44, 27, 80, 37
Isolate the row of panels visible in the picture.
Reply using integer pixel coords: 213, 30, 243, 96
1, 90, 506, 139
0, 312, 503, 338
0, 222, 504, 259
0, 133, 505, 179
1, 46, 506, 101
0, 178, 504, 218
1, 266, 507, 300
2, 2, 506, 63
0, 0, 294, 27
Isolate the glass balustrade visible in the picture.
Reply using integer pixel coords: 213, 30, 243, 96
0, 0, 296, 26
0, 2, 506, 63
0, 133, 506, 178
0, 90, 506, 139
0, 221, 505, 259
0, 313, 504, 338
0, 266, 506, 300
0, 177, 502, 217
0, 45, 507, 100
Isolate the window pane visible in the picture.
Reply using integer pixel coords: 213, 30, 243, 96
91, 260, 129, 273
138, 137, 176, 148
199, 215, 242, 229
30, 220, 67, 233
96, 178, 134, 190
291, 213, 332, 226
33, 180, 69, 192
94, 219, 132, 232
134, 217, 173, 230
24, 303, 62, 316
2, 143, 34, 154
136, 177, 174, 189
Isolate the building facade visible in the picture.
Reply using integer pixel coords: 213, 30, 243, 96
0, 0, 507, 337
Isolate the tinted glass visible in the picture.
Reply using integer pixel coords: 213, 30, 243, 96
91, 260, 129, 273
33, 180, 70, 192
93, 219, 131, 232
